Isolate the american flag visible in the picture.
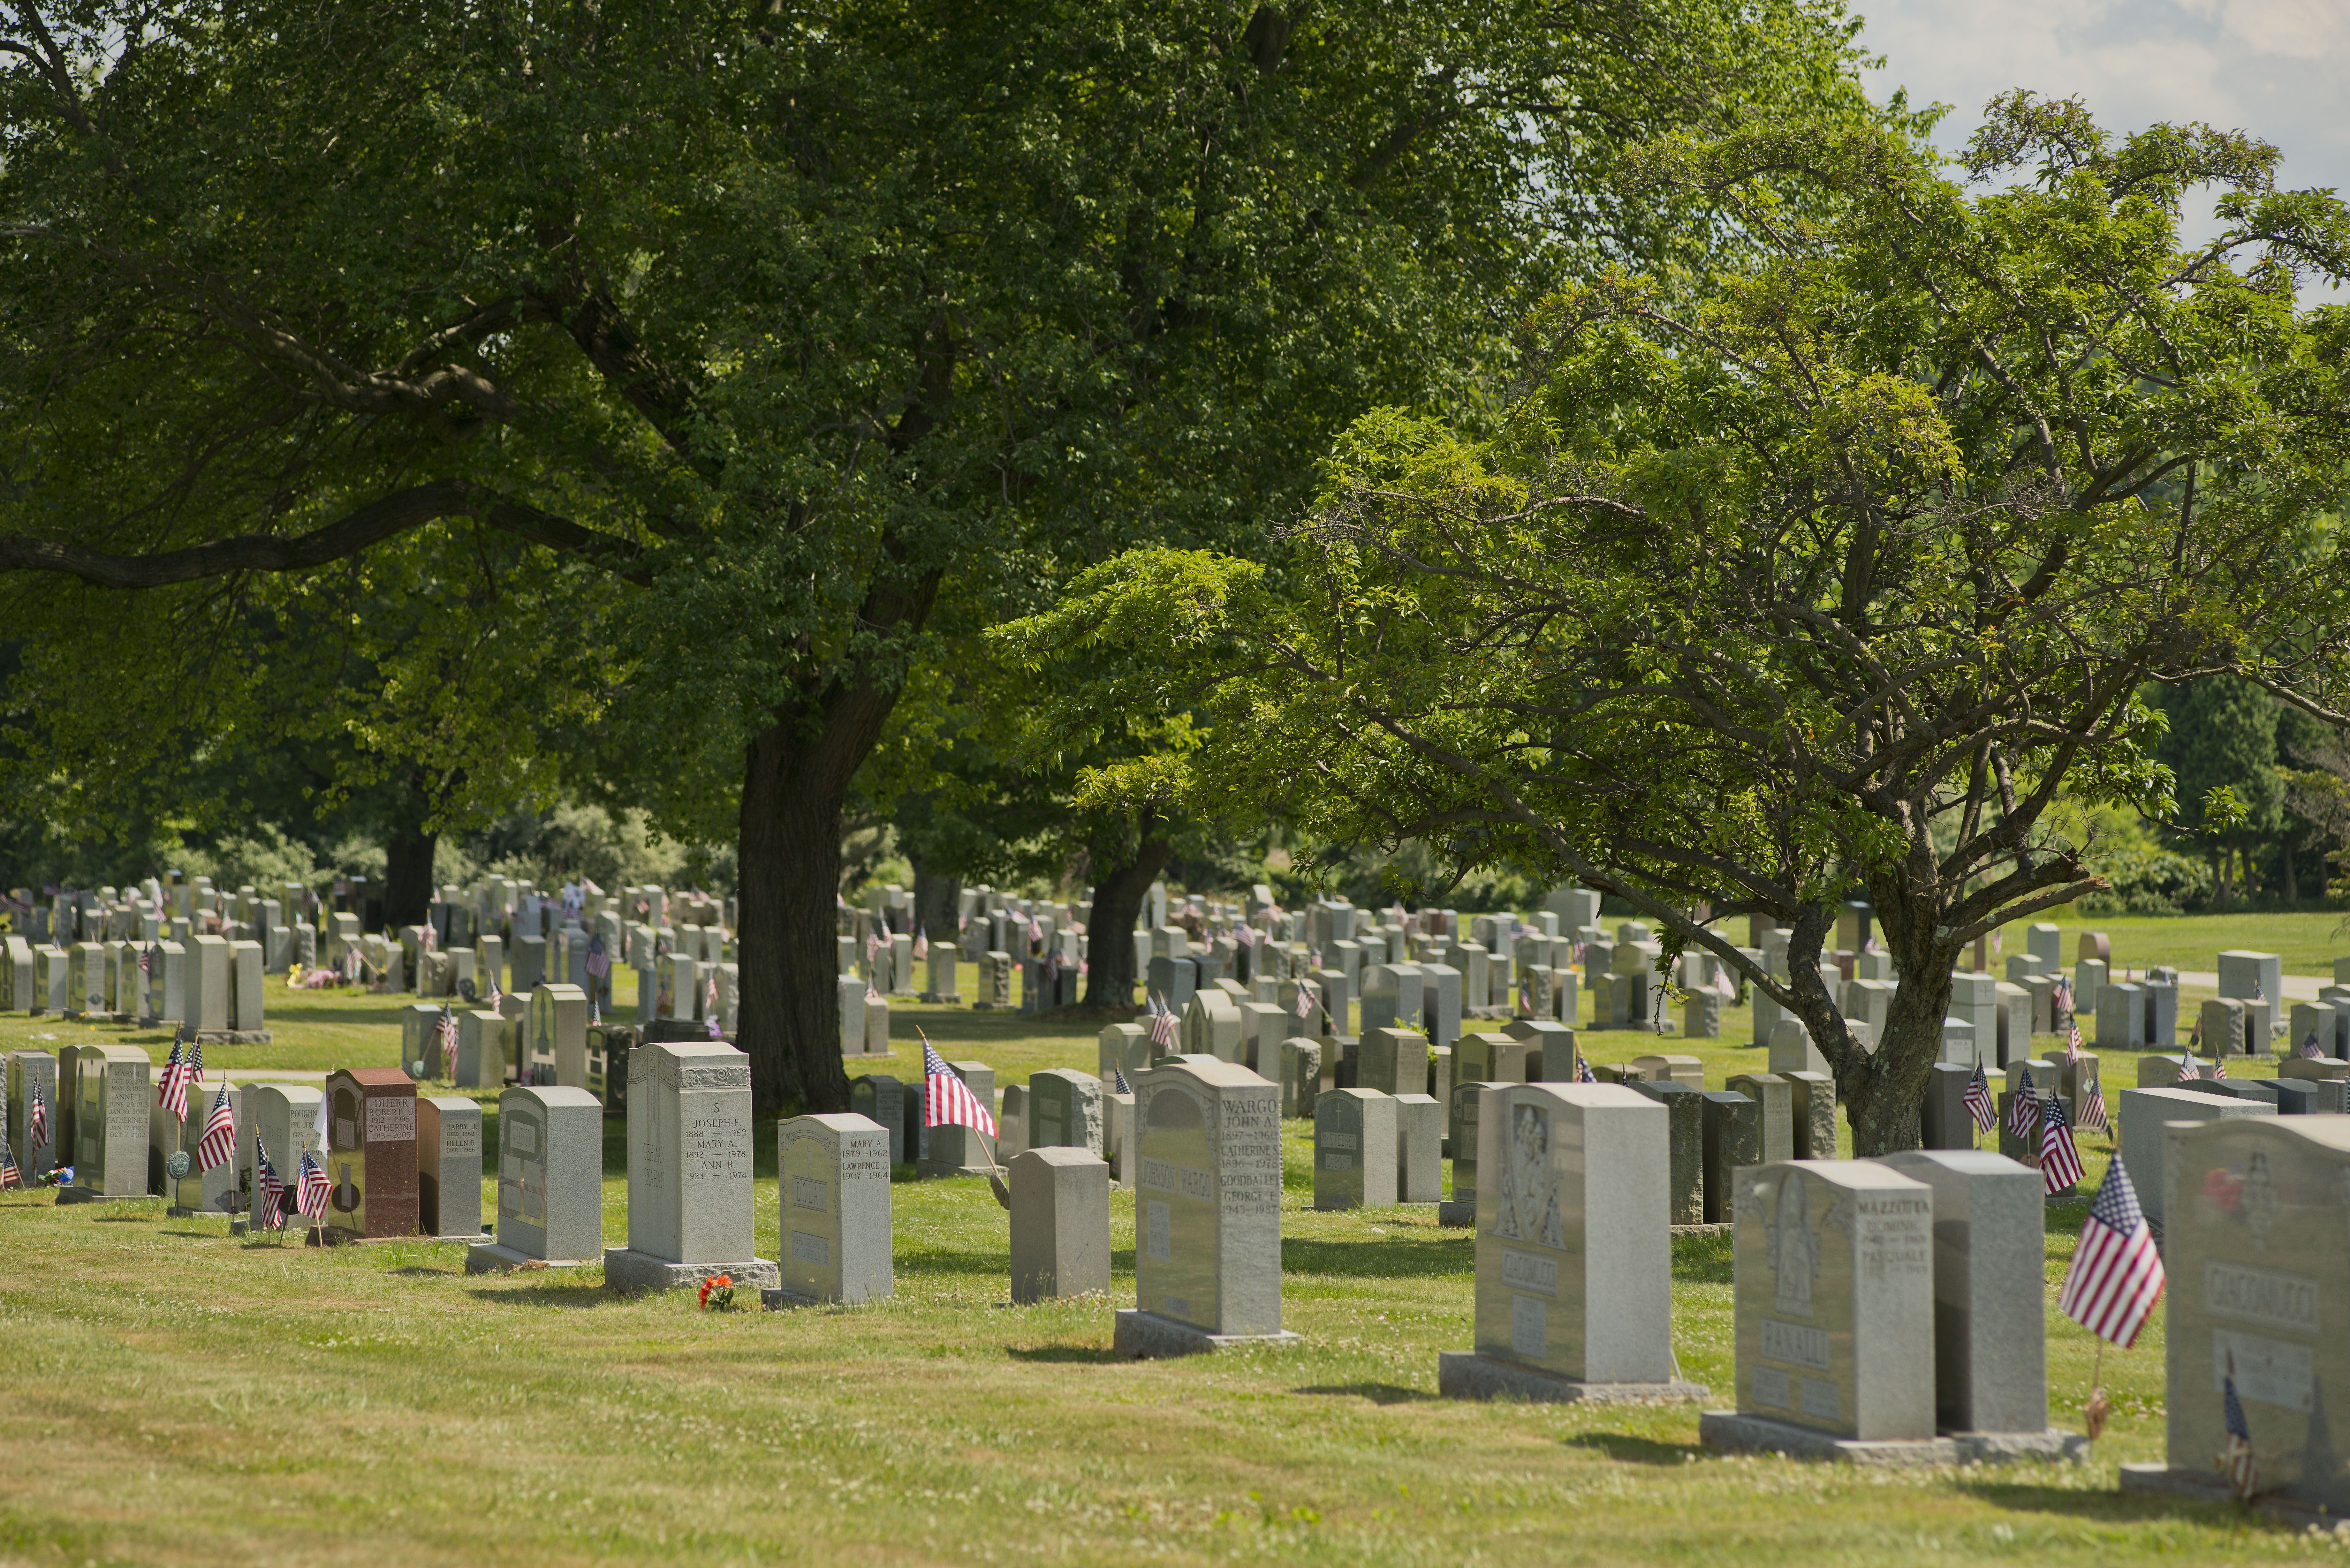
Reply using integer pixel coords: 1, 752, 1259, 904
2301, 1030, 2326, 1060
158, 1034, 193, 1122
2078, 1066, 2110, 1133
0, 1138, 19, 1189
1293, 984, 1315, 1020
586, 933, 610, 979
590, 996, 601, 1026
1147, 993, 1178, 1051
1711, 962, 1736, 1000
2211, 1049, 2228, 1081
2057, 1157, 2164, 1347
255, 1136, 286, 1229
139, 946, 154, 976
487, 971, 503, 1012
422, 922, 436, 952
2039, 1094, 2083, 1194
1026, 914, 1044, 949
28, 1086, 48, 1151
2006, 1064, 2039, 1139
296, 1151, 332, 1223
923, 1036, 996, 1137
866, 932, 882, 967
1113, 1063, 1131, 1095
913, 928, 929, 961
866, 982, 884, 1007
1574, 1051, 1596, 1084
2221, 1359, 2259, 1501
2066, 1018, 2087, 1060
2176, 1051, 2199, 1084
196, 1084, 237, 1172
1964, 1058, 1996, 1135
437, 1008, 458, 1072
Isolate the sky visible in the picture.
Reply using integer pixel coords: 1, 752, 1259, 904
1853, 0, 2348, 295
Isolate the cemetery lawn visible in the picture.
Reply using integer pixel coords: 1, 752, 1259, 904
5, 923, 2346, 1568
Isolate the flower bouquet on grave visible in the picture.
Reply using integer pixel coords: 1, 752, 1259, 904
41, 1165, 71, 1188
697, 1273, 736, 1312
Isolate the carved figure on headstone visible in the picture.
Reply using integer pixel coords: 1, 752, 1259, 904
2241, 1149, 2278, 1249
1769, 1172, 1819, 1316
1490, 1101, 1562, 1246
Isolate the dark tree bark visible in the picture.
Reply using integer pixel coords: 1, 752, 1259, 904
1081, 823, 1172, 1010
382, 821, 437, 930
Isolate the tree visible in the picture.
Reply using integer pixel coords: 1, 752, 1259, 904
1023, 98, 2350, 1152
2157, 677, 2283, 903
0, 0, 1885, 1112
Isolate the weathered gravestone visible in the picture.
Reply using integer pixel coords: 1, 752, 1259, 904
1700, 1091, 1759, 1224
605, 1041, 777, 1294
1115, 1058, 1296, 1356
168, 1083, 243, 1216
1726, 1073, 1797, 1164
1631, 1078, 1706, 1225
417, 1096, 486, 1240
455, 1009, 508, 1089
1700, 1161, 1942, 1460
767, 1113, 894, 1307
1028, 1068, 1103, 1158
2119, 1117, 2350, 1513
402, 1004, 449, 1078
528, 983, 590, 1089
467, 1086, 604, 1271
321, 1068, 419, 1242
1008, 1146, 1111, 1304
1097, 1023, 1148, 1094
1314, 1088, 1398, 1210
61, 1044, 150, 1202
229, 940, 267, 1035
1279, 1037, 1321, 1120
1878, 1150, 2085, 1457
1785, 1071, 1838, 1160
1439, 1082, 1704, 1403
849, 1074, 913, 1165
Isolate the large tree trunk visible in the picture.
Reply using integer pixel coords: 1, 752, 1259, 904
382, 821, 436, 930
1081, 828, 1172, 1010
1780, 883, 1963, 1157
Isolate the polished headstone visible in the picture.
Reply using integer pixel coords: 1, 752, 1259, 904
2117, 1085, 2274, 1227
1877, 1150, 2049, 1435
418, 1095, 484, 1238
1315, 1088, 1398, 1210
776, 1112, 893, 1305
1121, 1058, 1287, 1346
1009, 1146, 1111, 1304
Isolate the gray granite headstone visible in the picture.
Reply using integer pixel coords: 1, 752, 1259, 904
775, 1112, 892, 1305
478, 1086, 602, 1265
1726, 1073, 1796, 1164
1315, 1088, 1398, 1209
1732, 1160, 1936, 1440
1700, 1091, 1759, 1223
6, 1049, 58, 1180
2117, 1085, 2274, 1226
1785, 1071, 1837, 1160
68, 1045, 150, 1197
418, 1095, 484, 1239
1356, 1027, 1420, 1097
1029, 1068, 1104, 1157
243, 1084, 322, 1227
1279, 1037, 1322, 1119
1395, 1092, 1442, 1203
1877, 1150, 2049, 1435
1630, 1079, 1704, 1224
1009, 1146, 1110, 1304
608, 1040, 773, 1292
1118, 1058, 1290, 1352
849, 1074, 910, 1164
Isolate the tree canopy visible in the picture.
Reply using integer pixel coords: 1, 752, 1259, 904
1017, 97, 2350, 1151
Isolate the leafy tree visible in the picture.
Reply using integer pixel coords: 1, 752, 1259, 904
0, 0, 1884, 1111
2157, 676, 2283, 902
1022, 97, 2350, 1152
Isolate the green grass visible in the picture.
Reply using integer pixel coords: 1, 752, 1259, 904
2015, 910, 2349, 978
3, 933, 2346, 1566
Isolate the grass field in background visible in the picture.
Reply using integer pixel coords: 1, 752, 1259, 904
2, 914, 2347, 1566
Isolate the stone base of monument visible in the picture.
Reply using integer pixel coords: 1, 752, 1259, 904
1438, 1352, 1708, 1405
428, 1230, 494, 1247
1946, 1428, 2091, 1462
65, 1010, 132, 1024
2120, 1463, 2341, 1525
166, 1203, 244, 1219
1699, 1412, 1961, 1467
760, 1286, 845, 1309
1114, 1308, 1302, 1359
919, 991, 962, 1004
1670, 1221, 1734, 1238
194, 1030, 274, 1045
56, 1186, 147, 1206
601, 1248, 780, 1295
466, 1241, 598, 1274
972, 1001, 1010, 1011
1437, 1200, 1475, 1227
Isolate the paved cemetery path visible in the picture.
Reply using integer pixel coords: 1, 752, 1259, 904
2171, 971, 2324, 1001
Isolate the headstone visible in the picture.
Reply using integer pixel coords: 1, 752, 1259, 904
1878, 1150, 2065, 1444
1705, 1161, 1937, 1451
848, 1074, 911, 1165
63, 1045, 150, 1199
529, 983, 591, 1088
1769, 1018, 1831, 1078
1097, 1023, 1148, 1092
2216, 950, 2284, 1014
1029, 1068, 1104, 1157
770, 1113, 893, 1306
1630, 1053, 1705, 1090
1699, 1091, 1758, 1224
455, 1009, 508, 1089
6, 1050, 58, 1181
1008, 1146, 1111, 1304
1785, 1072, 1837, 1160
1355, 1026, 1421, 1097
2117, 1085, 2274, 1227
1278, 1037, 1321, 1119
1314, 1088, 1398, 1210
2149, 1117, 2350, 1511
605, 1041, 777, 1293
467, 1086, 604, 1270
1725, 1073, 1797, 1164
921, 1061, 997, 1177
243, 1084, 322, 1229
1439, 1083, 1699, 1401
1630, 1079, 1706, 1224
2200, 998, 2248, 1060
1115, 1058, 1294, 1355
1396, 1092, 1443, 1203
184, 934, 231, 1034
168, 1082, 243, 1215
417, 1096, 485, 1239
321, 1068, 418, 1240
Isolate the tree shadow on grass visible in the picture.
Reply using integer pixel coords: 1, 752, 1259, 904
896, 1246, 1010, 1280
1291, 1383, 1436, 1406
93, 1212, 158, 1223
1006, 1344, 1124, 1365
1565, 1432, 1702, 1465
386, 1264, 461, 1278
1959, 1478, 2259, 1528
1281, 1233, 1472, 1279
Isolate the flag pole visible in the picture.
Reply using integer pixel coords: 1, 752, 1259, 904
2085, 1338, 2109, 1443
